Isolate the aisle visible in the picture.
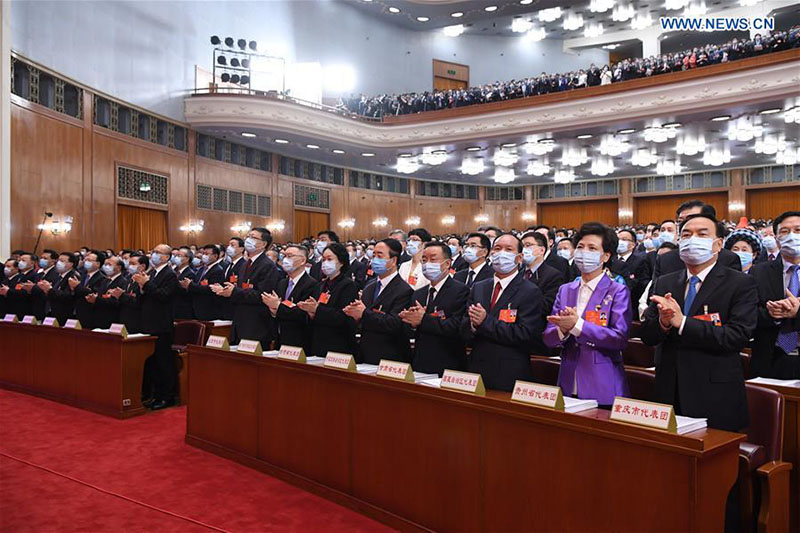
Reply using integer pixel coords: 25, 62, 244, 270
0, 390, 391, 532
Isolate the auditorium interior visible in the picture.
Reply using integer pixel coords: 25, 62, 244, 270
1, 0, 799, 531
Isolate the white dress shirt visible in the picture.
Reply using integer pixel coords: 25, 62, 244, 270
557, 271, 604, 341
375, 270, 399, 297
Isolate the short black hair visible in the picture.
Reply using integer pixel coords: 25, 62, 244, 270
317, 230, 340, 243
179, 246, 193, 260
466, 232, 491, 251
617, 228, 637, 243
773, 210, 800, 235
521, 231, 548, 249
203, 244, 221, 257
658, 241, 678, 251
379, 238, 403, 259
446, 235, 462, 246
4, 258, 18, 268
88, 250, 107, 265
408, 228, 432, 242
325, 242, 350, 275
424, 241, 451, 259
575, 222, 618, 255
109, 256, 124, 269
251, 227, 273, 247
130, 252, 149, 269
285, 243, 309, 260
660, 219, 676, 228
494, 232, 523, 252
675, 199, 707, 218
532, 224, 555, 242
229, 237, 244, 247
484, 225, 503, 236
42, 249, 58, 261
679, 213, 724, 238
60, 252, 78, 267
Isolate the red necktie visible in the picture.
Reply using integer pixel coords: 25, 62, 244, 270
244, 258, 253, 281
490, 281, 502, 310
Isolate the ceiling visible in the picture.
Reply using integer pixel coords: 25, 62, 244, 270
197, 95, 800, 186
341, 0, 751, 38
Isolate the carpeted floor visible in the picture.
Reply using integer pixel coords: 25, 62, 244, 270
0, 389, 392, 532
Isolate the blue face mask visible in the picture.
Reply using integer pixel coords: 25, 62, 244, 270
448, 245, 458, 257
651, 236, 662, 248
38, 258, 49, 268
734, 250, 753, 269
315, 241, 328, 254
150, 253, 163, 266
761, 235, 777, 251
679, 236, 716, 265
127, 264, 139, 275
101, 264, 115, 276
573, 250, 604, 274
366, 249, 374, 259
56, 261, 67, 273
522, 247, 536, 265
617, 240, 630, 254
490, 251, 518, 274
422, 261, 445, 281
779, 233, 800, 258
191, 257, 202, 267
636, 233, 645, 242
557, 249, 572, 261
321, 260, 339, 277
171, 255, 182, 267
405, 241, 421, 256
83, 260, 95, 272
660, 231, 675, 244
370, 257, 389, 276
463, 246, 480, 264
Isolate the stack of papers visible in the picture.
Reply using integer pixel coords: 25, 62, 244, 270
563, 397, 597, 413
211, 320, 233, 326
356, 364, 379, 375
262, 350, 279, 358
675, 415, 707, 435
229, 345, 239, 352
413, 372, 439, 383
747, 377, 800, 388
306, 356, 326, 365
419, 378, 442, 388
127, 333, 148, 338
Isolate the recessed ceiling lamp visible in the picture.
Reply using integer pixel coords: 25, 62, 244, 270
726, 116, 763, 142
493, 167, 516, 184
553, 168, 576, 184
450, 11, 464, 17
598, 134, 630, 156
775, 143, 799, 165
563, 12, 584, 31
643, 125, 678, 143
466, 146, 482, 152
484, 5, 498, 12
511, 17, 534, 33
443, 24, 465, 37
754, 134, 785, 156
241, 132, 256, 138
665, 0, 689, 10
702, 143, 731, 166
388, 6, 400, 14
306, 144, 319, 149
493, 148, 519, 167
676, 133, 706, 156
523, 26, 547, 42
656, 157, 683, 176
561, 145, 588, 167
584, 23, 604, 38
332, 149, 345, 154
758, 107, 782, 115
617, 128, 636, 134
396, 156, 420, 174
663, 122, 682, 128
421, 150, 447, 165
631, 148, 658, 167
526, 158, 552, 176
590, 155, 615, 177
630, 14, 653, 30
538, 7, 562, 23
361, 152, 375, 157
501, 143, 517, 148
785, 107, 800, 125
274, 138, 289, 144
602, 43, 620, 50
589, 0, 614, 13
576, 134, 593, 139
526, 139, 556, 155
416, 16, 430, 22
461, 157, 485, 175
520, 0, 533, 4
611, 2, 635, 21
710, 115, 732, 122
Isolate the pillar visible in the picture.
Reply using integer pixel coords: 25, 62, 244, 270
618, 178, 634, 225
1, 0, 11, 257
728, 169, 747, 220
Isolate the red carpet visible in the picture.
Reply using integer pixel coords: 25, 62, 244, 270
0, 390, 393, 532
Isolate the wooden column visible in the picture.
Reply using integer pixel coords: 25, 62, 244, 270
618, 178, 634, 225
524, 185, 536, 226
728, 169, 746, 220
81, 89, 94, 246
0, 0, 11, 258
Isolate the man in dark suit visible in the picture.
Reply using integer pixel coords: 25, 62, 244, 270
171, 246, 196, 320
262, 244, 320, 353
95, 256, 129, 328
182, 244, 225, 321
609, 228, 651, 309
212, 227, 282, 348
447, 236, 468, 272
0, 259, 24, 318
30, 249, 60, 320
453, 233, 493, 288
750, 210, 800, 379
344, 238, 413, 364
5, 252, 40, 319
520, 231, 564, 316
110, 253, 148, 334
71, 250, 107, 330
220, 237, 245, 320
389, 229, 412, 266
135, 244, 179, 410
310, 230, 340, 281
40, 252, 81, 325
641, 213, 756, 431
460, 233, 545, 391
532, 225, 571, 279
345, 242, 368, 290
400, 242, 469, 375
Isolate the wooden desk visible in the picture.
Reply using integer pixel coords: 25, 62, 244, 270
748, 380, 800, 531
187, 346, 744, 532
0, 322, 155, 418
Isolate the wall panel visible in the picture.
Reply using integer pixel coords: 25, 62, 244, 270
634, 192, 728, 224
746, 186, 800, 220
539, 199, 619, 229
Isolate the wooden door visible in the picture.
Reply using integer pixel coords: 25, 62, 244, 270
294, 210, 330, 242
116, 204, 168, 251
746, 186, 800, 219
433, 77, 467, 91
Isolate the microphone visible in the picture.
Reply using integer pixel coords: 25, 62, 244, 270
45, 212, 53, 217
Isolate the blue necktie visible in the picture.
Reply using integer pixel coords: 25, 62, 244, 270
683, 276, 700, 315
373, 280, 382, 302
776, 265, 799, 354
285, 278, 294, 300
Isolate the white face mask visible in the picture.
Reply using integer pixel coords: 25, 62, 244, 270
244, 237, 259, 253
779, 232, 800, 258
679, 236, 716, 265
574, 250, 604, 274
405, 240, 421, 256
490, 251, 518, 274
556, 249, 572, 261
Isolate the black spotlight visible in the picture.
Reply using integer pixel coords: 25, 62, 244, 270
248, 40, 257, 51
210, 35, 221, 45
217, 55, 227, 65
237, 39, 247, 50
241, 58, 250, 69
240, 75, 250, 85
221, 73, 231, 83
224, 37, 234, 47
231, 74, 240, 84
230, 58, 240, 67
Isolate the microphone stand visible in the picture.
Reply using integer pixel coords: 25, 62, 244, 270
33, 212, 52, 255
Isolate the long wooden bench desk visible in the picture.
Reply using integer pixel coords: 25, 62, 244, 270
187, 345, 744, 532
0, 321, 155, 418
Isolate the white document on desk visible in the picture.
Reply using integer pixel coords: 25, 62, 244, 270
262, 350, 279, 358
306, 356, 326, 365
356, 364, 379, 374
413, 372, 439, 383
418, 377, 442, 388
563, 397, 598, 413
747, 377, 800, 388
675, 415, 707, 435
211, 320, 233, 327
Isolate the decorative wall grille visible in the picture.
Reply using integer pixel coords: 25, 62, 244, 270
294, 184, 330, 210
196, 184, 271, 216
117, 166, 168, 205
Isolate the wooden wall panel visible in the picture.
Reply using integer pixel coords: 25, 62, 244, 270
342, 188, 412, 241
746, 186, 800, 220
539, 199, 619, 229
634, 192, 728, 224
482, 201, 530, 232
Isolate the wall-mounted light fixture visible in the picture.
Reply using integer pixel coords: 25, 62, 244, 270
338, 218, 355, 229
267, 220, 285, 232
38, 215, 73, 235
373, 217, 389, 227
441, 215, 455, 225
230, 222, 252, 235
179, 220, 205, 234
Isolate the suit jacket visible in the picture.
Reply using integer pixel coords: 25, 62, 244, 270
359, 274, 413, 364
47, 270, 80, 325
543, 275, 631, 405
347, 260, 368, 291
309, 274, 359, 357
750, 258, 800, 379
118, 278, 144, 334
522, 262, 565, 356
172, 266, 196, 319
187, 262, 225, 320
73, 271, 107, 330
640, 263, 756, 431
230, 254, 282, 345
609, 253, 651, 310
94, 274, 129, 328
460, 273, 544, 392
31, 267, 60, 320
453, 262, 493, 288
220, 257, 245, 319
544, 251, 571, 280
274, 272, 320, 352
140, 266, 179, 334
1, 273, 25, 318
452, 254, 469, 272
309, 260, 323, 282
652, 248, 741, 279
409, 277, 469, 376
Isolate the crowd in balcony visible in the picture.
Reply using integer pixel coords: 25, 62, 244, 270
337, 27, 800, 119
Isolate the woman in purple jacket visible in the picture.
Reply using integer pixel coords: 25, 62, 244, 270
543, 222, 631, 406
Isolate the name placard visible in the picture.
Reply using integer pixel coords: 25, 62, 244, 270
42, 317, 59, 327
511, 381, 565, 410
206, 335, 230, 350
3, 314, 18, 323
237, 339, 262, 355
324, 352, 356, 372
610, 397, 677, 433
64, 319, 82, 329
22, 315, 38, 325
277, 345, 306, 363
441, 369, 486, 396
376, 359, 414, 382
108, 323, 128, 338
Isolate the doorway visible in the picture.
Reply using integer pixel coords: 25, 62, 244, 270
294, 210, 330, 242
